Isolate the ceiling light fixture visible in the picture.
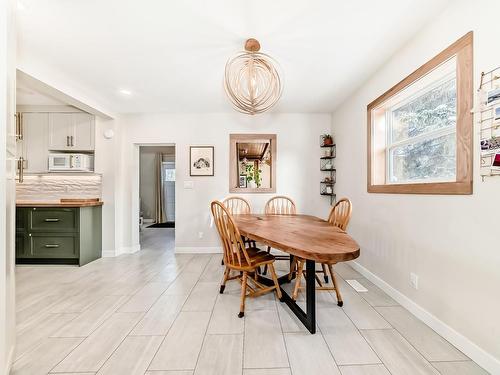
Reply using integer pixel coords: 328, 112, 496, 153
118, 89, 132, 96
224, 38, 283, 115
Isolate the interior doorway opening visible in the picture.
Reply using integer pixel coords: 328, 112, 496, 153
139, 145, 176, 250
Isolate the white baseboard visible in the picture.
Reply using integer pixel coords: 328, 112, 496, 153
175, 246, 222, 254
143, 218, 154, 223
102, 250, 116, 257
5, 345, 14, 375
102, 244, 141, 257
350, 261, 500, 375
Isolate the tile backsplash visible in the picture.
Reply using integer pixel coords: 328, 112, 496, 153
16, 174, 102, 201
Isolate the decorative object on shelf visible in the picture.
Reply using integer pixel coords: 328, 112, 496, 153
190, 146, 214, 176
478, 66, 500, 180
224, 38, 283, 115
320, 134, 334, 146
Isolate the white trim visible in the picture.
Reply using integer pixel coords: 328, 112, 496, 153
350, 261, 500, 375
102, 249, 116, 257
175, 246, 222, 254
5, 346, 15, 375
102, 244, 141, 257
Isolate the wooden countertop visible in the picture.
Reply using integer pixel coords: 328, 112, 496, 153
16, 199, 103, 207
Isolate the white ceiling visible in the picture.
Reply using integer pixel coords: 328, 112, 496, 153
17, 0, 451, 114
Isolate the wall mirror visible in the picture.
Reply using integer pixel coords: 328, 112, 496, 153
229, 134, 276, 193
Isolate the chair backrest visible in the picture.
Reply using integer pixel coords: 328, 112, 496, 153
211, 200, 251, 268
327, 197, 352, 231
222, 196, 251, 215
264, 196, 297, 215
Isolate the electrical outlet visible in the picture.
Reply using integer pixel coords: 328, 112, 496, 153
198, 231, 204, 239
410, 272, 419, 290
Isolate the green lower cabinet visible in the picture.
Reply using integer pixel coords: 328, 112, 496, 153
16, 205, 102, 266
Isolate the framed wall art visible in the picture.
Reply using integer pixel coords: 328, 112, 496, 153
190, 146, 214, 176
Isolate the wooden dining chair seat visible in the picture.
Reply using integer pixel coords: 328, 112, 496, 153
211, 200, 282, 318
290, 198, 352, 306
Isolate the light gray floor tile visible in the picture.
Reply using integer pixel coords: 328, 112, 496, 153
243, 369, 291, 375
194, 334, 243, 375
244, 309, 289, 369
341, 292, 391, 330
199, 255, 224, 282
334, 262, 364, 279
15, 312, 78, 360
146, 371, 193, 375
354, 279, 398, 307
431, 360, 489, 375
182, 281, 219, 312
284, 333, 341, 375
182, 254, 211, 274
339, 364, 391, 375
11, 337, 83, 375
53, 295, 129, 337
131, 293, 188, 335
97, 335, 163, 375
361, 329, 439, 375
317, 307, 380, 365
149, 311, 211, 370
52, 312, 143, 372
376, 306, 467, 362
207, 294, 244, 334
118, 282, 170, 312
50, 292, 103, 313
276, 300, 315, 333
164, 272, 200, 295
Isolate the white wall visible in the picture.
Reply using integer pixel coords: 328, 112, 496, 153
331, 0, 500, 372
110, 113, 331, 254
1, 0, 16, 373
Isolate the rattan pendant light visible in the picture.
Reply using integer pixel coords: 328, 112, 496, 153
224, 38, 283, 115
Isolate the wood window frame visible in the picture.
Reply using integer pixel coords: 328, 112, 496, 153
367, 31, 473, 195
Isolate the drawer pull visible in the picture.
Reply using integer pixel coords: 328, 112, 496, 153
44, 218, 60, 222
44, 244, 60, 248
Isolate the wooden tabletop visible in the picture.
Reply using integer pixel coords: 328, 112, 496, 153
233, 214, 360, 263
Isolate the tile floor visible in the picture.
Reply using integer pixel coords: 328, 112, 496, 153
11, 228, 489, 375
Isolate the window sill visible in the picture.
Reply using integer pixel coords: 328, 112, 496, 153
367, 181, 472, 195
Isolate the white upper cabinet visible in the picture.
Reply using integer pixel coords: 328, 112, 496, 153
48, 112, 95, 151
19, 113, 50, 173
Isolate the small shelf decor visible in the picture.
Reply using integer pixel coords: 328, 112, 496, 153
319, 135, 336, 204
478, 66, 500, 180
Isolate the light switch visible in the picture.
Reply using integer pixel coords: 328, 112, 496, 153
183, 181, 194, 189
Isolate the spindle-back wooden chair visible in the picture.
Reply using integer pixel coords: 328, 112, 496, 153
211, 200, 282, 317
263, 196, 297, 273
290, 198, 352, 306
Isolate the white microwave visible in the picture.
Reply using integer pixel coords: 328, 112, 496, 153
48, 153, 93, 172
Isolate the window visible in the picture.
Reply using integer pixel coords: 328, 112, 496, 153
367, 32, 473, 194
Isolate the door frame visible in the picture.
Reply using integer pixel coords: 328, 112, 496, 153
131, 143, 176, 248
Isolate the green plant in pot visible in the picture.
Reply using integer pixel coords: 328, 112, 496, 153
245, 164, 262, 188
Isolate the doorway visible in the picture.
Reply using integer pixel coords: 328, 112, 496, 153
139, 145, 176, 250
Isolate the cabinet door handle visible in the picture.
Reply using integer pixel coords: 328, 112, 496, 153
19, 113, 24, 140
15, 112, 21, 140
44, 244, 60, 248
44, 218, 60, 222
71, 135, 74, 146
17, 157, 24, 183
66, 136, 70, 147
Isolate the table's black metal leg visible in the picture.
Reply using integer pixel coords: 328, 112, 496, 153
258, 257, 316, 334
305, 259, 316, 333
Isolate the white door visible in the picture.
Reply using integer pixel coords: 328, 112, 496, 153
48, 113, 73, 150
163, 162, 175, 222
73, 113, 94, 150
22, 113, 49, 173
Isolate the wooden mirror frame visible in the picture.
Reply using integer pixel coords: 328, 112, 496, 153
229, 134, 277, 193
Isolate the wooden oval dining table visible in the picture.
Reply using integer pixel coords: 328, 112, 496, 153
233, 213, 360, 334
